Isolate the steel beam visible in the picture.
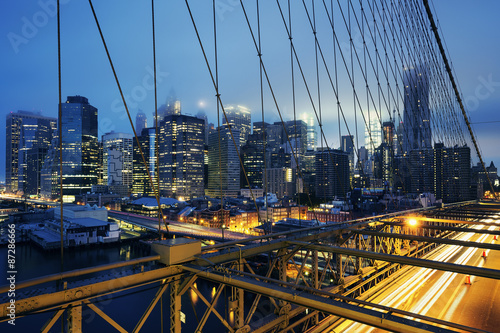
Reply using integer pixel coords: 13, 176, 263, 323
133, 282, 169, 333
391, 216, 499, 227
181, 265, 459, 333
288, 241, 500, 280
383, 222, 500, 235
0, 255, 161, 294
351, 229, 500, 251
83, 300, 127, 333
0, 266, 183, 321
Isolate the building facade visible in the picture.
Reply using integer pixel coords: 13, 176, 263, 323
223, 105, 251, 147
5, 111, 56, 195
159, 114, 205, 200
315, 148, 350, 199
102, 132, 133, 197
207, 125, 240, 198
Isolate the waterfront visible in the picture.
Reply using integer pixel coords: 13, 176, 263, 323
0, 220, 233, 332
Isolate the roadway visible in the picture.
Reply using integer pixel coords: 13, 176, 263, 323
328, 221, 500, 332
108, 210, 250, 242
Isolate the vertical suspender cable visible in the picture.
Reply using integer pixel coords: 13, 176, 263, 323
151, 0, 162, 238
256, 0, 269, 231
87, 0, 169, 235
213, 0, 224, 240
57, 0, 64, 275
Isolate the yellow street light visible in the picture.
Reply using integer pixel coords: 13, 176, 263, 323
408, 218, 417, 226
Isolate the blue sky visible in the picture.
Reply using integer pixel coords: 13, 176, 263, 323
1, 1, 500, 183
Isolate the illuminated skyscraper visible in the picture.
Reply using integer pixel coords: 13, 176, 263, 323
207, 125, 240, 198
159, 114, 205, 200
132, 127, 157, 196
42, 96, 99, 201
364, 111, 382, 157
5, 111, 56, 194
223, 105, 251, 146
102, 132, 133, 196
300, 112, 317, 151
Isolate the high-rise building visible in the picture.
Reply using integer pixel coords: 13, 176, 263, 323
265, 167, 295, 199
135, 110, 147, 134
5, 111, 56, 194
283, 120, 308, 165
207, 125, 240, 198
315, 148, 350, 199
434, 144, 471, 203
402, 66, 431, 154
300, 112, 317, 151
223, 105, 251, 146
132, 127, 157, 196
341, 135, 355, 178
382, 121, 395, 147
409, 148, 434, 194
253, 122, 282, 153
159, 114, 205, 200
241, 133, 269, 189
364, 111, 382, 157
102, 132, 133, 196
41, 96, 99, 201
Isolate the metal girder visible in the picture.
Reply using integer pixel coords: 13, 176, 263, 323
383, 221, 500, 235
0, 266, 183, 321
83, 300, 127, 333
191, 284, 234, 333
351, 229, 500, 251
41, 305, 67, 333
391, 216, 499, 227
288, 241, 500, 280
181, 265, 458, 333
0, 255, 161, 294
133, 282, 169, 333
67, 303, 82, 333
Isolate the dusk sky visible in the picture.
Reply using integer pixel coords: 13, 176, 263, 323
1, 1, 500, 183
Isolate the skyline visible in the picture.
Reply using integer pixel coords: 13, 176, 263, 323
1, 1, 500, 183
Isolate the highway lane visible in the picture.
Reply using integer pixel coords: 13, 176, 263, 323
330, 221, 500, 332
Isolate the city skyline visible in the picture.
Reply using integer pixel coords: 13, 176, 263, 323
1, 1, 500, 183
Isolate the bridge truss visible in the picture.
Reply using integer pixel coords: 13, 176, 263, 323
2, 200, 500, 332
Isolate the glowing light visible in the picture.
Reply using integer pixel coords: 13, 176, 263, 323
408, 218, 417, 226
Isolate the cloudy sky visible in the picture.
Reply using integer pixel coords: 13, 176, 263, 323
1, 1, 500, 182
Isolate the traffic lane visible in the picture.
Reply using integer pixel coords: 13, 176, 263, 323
338, 229, 498, 332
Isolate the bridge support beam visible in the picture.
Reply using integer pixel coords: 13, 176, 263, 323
67, 303, 82, 333
170, 280, 181, 333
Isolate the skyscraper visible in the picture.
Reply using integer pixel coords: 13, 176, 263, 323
207, 125, 240, 198
341, 135, 355, 186
364, 111, 382, 157
223, 105, 251, 147
102, 132, 133, 196
132, 127, 157, 196
434, 144, 471, 203
135, 110, 147, 134
300, 112, 317, 151
402, 66, 431, 154
5, 111, 56, 194
315, 148, 350, 199
159, 114, 205, 200
41, 96, 99, 201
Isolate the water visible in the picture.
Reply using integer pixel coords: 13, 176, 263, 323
0, 231, 233, 332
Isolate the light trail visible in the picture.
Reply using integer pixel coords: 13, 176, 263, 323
338, 220, 496, 332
